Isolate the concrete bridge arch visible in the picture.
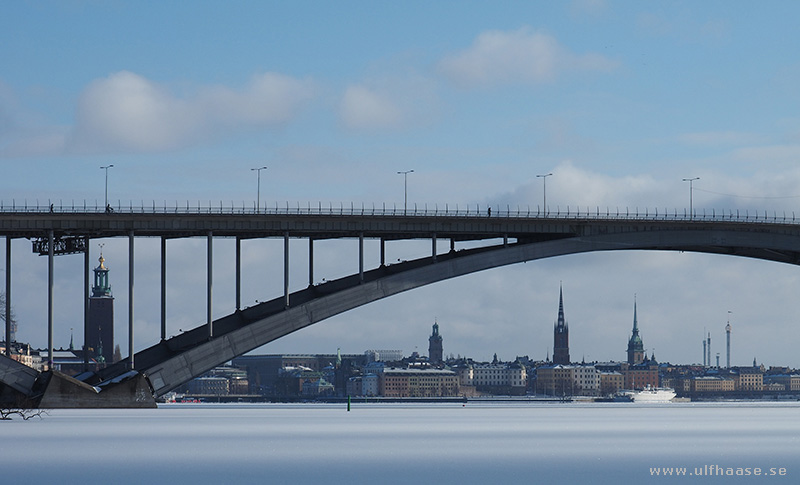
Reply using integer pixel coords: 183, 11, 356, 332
110, 226, 800, 396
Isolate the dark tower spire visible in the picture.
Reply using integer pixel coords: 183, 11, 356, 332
627, 295, 645, 365
553, 284, 570, 365
428, 320, 443, 365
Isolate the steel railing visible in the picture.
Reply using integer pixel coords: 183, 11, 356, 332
0, 199, 797, 225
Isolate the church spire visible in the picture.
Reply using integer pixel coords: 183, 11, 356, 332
627, 295, 645, 365
552, 283, 570, 365
556, 284, 568, 331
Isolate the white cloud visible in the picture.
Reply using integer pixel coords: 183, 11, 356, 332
339, 85, 403, 131
493, 160, 664, 211
438, 28, 618, 88
338, 72, 440, 133
68, 71, 315, 153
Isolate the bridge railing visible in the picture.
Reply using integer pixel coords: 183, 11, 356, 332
0, 199, 797, 224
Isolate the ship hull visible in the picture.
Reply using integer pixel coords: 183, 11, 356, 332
624, 387, 676, 403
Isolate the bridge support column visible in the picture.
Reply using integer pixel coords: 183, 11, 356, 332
161, 236, 167, 341
432, 233, 437, 262
128, 231, 134, 370
359, 233, 364, 283
284, 232, 289, 308
83, 238, 90, 371
450, 238, 455, 253
380, 238, 385, 267
235, 236, 241, 311
5, 236, 11, 357
48, 229, 53, 371
308, 238, 314, 286
504, 234, 508, 247
207, 231, 213, 339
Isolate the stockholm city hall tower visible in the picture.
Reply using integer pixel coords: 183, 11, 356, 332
87, 250, 114, 365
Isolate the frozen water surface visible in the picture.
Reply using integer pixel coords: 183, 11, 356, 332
2, 402, 797, 484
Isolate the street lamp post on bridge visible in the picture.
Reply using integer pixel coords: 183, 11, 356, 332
537, 173, 552, 213
251, 166, 268, 212
682, 177, 700, 219
397, 169, 414, 214
100, 165, 114, 210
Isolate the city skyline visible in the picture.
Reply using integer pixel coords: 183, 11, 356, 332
0, 268, 760, 371
3, 2, 800, 366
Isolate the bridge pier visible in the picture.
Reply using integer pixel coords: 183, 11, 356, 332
359, 233, 364, 282
284, 232, 289, 308
308, 238, 314, 286
47, 229, 53, 370
380, 238, 385, 267
83, 239, 90, 371
432, 233, 437, 262
5, 236, 10, 358
235, 236, 241, 311
207, 231, 213, 339
161, 236, 167, 340
128, 231, 134, 370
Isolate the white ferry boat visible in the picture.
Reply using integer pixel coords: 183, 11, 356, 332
623, 386, 676, 403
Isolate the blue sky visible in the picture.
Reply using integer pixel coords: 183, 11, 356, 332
3, 1, 800, 367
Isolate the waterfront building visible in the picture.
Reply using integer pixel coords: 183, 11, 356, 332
596, 359, 659, 391
661, 375, 692, 393
536, 365, 576, 396
428, 321, 443, 365
599, 371, 625, 395
232, 353, 368, 395
302, 377, 334, 396
458, 361, 527, 395
345, 376, 364, 396
347, 373, 380, 397
621, 360, 659, 390
207, 365, 249, 394
380, 368, 459, 397
735, 367, 764, 391
362, 373, 379, 396
764, 374, 800, 391
573, 365, 601, 396
187, 376, 230, 395
552, 286, 570, 365
88, 252, 114, 365
691, 376, 735, 393
346, 376, 362, 396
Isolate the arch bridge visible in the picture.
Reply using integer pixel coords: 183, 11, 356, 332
2, 203, 800, 403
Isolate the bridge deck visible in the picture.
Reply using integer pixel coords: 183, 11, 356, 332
2, 206, 799, 241
5, 205, 800, 398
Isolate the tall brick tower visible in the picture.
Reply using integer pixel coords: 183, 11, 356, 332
87, 250, 114, 366
428, 321, 443, 364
